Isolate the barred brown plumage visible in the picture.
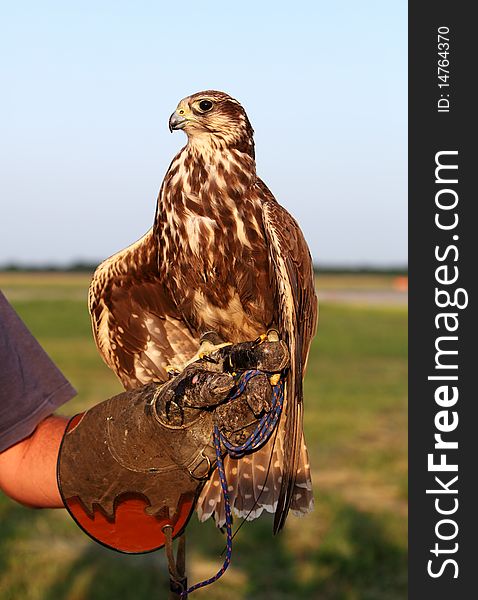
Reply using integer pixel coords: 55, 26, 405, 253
88, 90, 318, 533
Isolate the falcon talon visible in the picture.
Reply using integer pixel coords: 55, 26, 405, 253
166, 366, 181, 379
201, 354, 219, 365
252, 333, 268, 347
269, 373, 281, 386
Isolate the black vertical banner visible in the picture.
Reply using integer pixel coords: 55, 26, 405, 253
409, 2, 476, 598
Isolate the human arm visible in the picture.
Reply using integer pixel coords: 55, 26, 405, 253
0, 290, 76, 508
0, 414, 68, 507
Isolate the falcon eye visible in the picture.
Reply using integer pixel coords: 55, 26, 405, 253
198, 100, 213, 112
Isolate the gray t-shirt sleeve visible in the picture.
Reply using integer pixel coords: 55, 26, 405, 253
0, 291, 77, 452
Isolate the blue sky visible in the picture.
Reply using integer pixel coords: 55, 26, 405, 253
0, 1, 407, 267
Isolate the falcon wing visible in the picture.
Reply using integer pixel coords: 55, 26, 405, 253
88, 229, 198, 390
262, 196, 318, 532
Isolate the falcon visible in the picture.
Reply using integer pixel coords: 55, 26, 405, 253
88, 90, 318, 532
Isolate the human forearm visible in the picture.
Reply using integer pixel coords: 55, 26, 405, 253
0, 415, 68, 508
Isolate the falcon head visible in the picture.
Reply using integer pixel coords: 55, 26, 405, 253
169, 90, 254, 155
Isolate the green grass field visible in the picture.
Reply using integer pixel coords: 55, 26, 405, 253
0, 273, 407, 600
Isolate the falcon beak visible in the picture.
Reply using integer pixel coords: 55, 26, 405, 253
169, 111, 188, 132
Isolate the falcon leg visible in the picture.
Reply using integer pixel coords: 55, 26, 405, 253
185, 331, 232, 367
164, 526, 187, 599
165, 333, 232, 375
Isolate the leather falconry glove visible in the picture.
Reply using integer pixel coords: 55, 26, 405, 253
57, 337, 289, 554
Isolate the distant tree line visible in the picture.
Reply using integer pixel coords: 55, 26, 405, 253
314, 265, 408, 276
0, 262, 99, 273
0, 262, 408, 276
